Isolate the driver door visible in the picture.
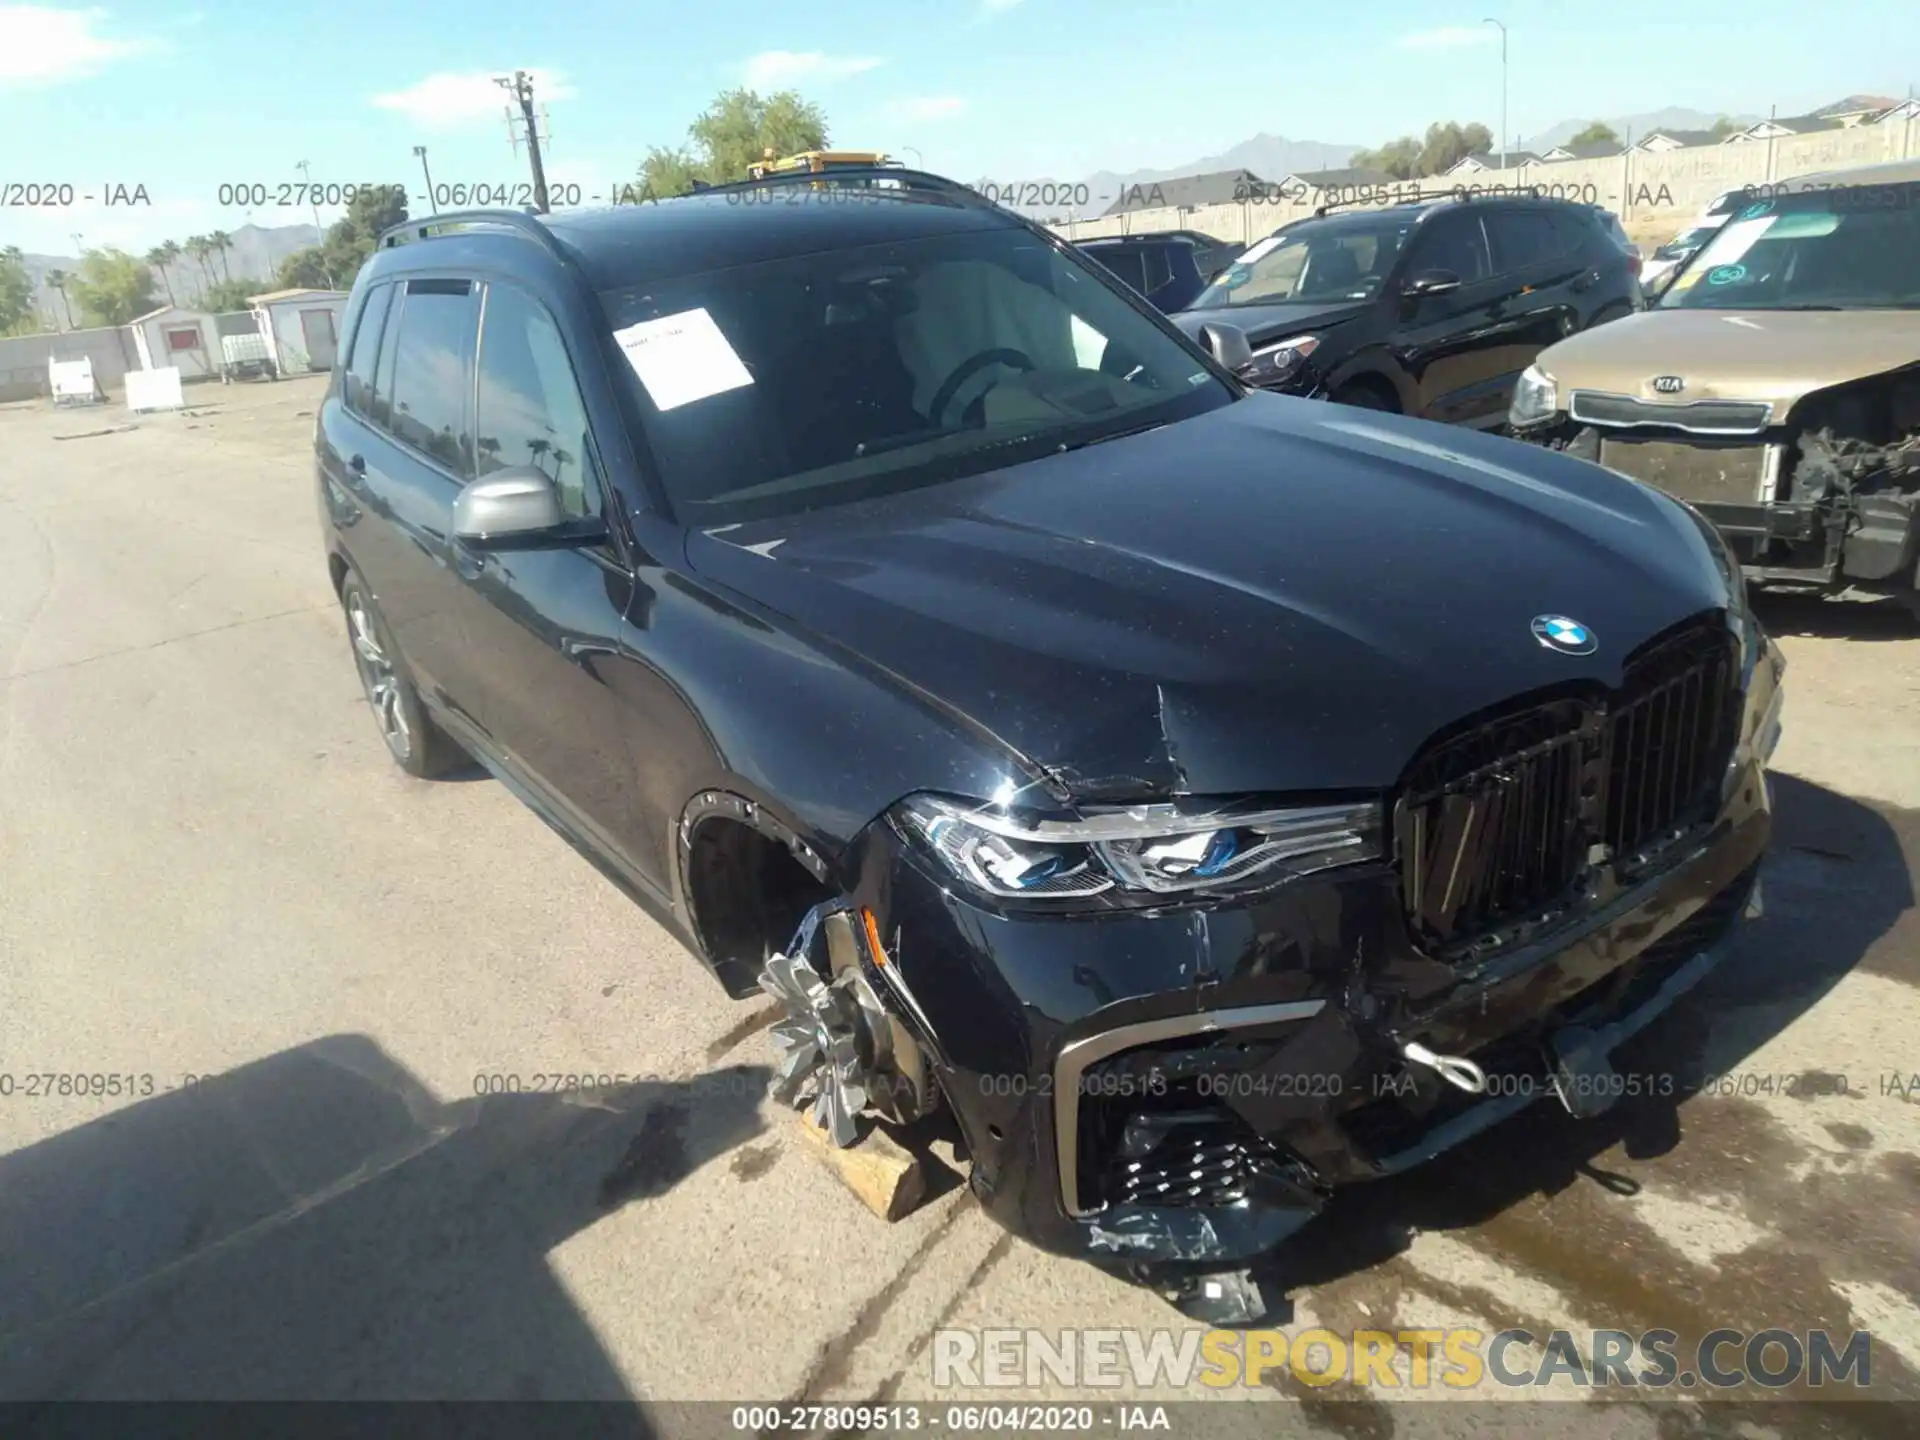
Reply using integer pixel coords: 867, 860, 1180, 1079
1392, 211, 1506, 425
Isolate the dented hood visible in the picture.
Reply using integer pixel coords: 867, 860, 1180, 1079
684, 394, 1731, 802
1537, 308, 1920, 417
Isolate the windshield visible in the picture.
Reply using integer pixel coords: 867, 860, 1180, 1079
1192, 214, 1418, 307
1658, 224, 1724, 256
1659, 186, 1920, 310
599, 227, 1231, 525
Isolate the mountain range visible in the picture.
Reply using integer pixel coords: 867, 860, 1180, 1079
16, 222, 321, 319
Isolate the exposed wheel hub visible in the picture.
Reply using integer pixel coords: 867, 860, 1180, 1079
758, 904, 933, 1145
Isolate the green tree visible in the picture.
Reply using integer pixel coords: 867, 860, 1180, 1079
1354, 122, 1494, 180
638, 88, 829, 195
144, 244, 178, 305
0, 245, 34, 333
275, 246, 334, 291
1569, 121, 1620, 147
202, 276, 261, 311
1709, 116, 1742, 139
67, 247, 158, 326
315, 183, 410, 289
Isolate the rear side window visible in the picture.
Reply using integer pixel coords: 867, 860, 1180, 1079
1140, 245, 1175, 294
386, 279, 480, 479
1486, 210, 1562, 271
1090, 248, 1149, 293
344, 284, 393, 416
475, 283, 600, 520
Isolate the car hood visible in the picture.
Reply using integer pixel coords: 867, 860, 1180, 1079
1537, 308, 1920, 416
1171, 299, 1369, 348
684, 394, 1730, 803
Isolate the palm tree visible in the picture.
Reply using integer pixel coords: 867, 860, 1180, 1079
145, 245, 177, 305
45, 269, 74, 329
209, 230, 233, 282
186, 237, 214, 299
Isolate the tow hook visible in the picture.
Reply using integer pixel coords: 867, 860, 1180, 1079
1400, 1040, 1489, 1094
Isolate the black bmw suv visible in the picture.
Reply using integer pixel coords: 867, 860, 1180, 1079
317, 170, 1780, 1313
1175, 194, 1643, 427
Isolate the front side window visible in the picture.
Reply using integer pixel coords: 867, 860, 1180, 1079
475, 283, 599, 520
1405, 213, 1491, 283
598, 224, 1230, 525
1659, 188, 1920, 310
386, 280, 480, 478
1194, 214, 1418, 306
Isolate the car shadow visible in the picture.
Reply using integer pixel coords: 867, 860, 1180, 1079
1753, 591, 1918, 641
1253, 771, 1912, 1305
0, 1035, 770, 1410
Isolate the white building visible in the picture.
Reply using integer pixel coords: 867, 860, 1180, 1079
249, 288, 349, 374
126, 304, 220, 381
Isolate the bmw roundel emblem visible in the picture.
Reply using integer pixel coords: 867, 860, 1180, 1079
1532, 615, 1597, 655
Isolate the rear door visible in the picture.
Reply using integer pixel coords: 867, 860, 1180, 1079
1480, 206, 1584, 408
1391, 210, 1505, 425
321, 276, 483, 715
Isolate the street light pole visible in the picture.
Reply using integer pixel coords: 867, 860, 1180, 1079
296, 160, 335, 287
1483, 18, 1508, 170
414, 146, 439, 214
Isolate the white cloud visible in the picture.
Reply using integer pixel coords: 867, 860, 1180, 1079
1397, 25, 1499, 49
740, 50, 883, 88
0, 5, 145, 85
371, 69, 577, 130
893, 96, 967, 121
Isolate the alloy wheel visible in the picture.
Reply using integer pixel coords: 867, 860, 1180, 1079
347, 591, 411, 761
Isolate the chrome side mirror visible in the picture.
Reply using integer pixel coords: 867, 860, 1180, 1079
1198, 321, 1254, 373
452, 468, 564, 548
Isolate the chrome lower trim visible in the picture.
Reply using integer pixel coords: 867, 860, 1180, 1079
1568, 389, 1773, 437
1055, 999, 1326, 1218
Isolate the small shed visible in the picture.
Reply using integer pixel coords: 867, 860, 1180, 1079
126, 305, 220, 381
249, 288, 349, 374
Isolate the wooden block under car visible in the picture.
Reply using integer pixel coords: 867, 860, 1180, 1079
792, 1109, 928, 1221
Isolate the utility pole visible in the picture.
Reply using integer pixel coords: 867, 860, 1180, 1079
496, 70, 552, 213
1483, 18, 1508, 170
414, 145, 439, 214
295, 160, 335, 287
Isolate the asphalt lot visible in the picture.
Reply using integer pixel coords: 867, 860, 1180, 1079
2, 375, 1919, 1435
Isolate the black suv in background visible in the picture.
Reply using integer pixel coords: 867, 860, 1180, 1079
1076, 231, 1240, 312
316, 172, 1777, 1317
1174, 195, 1642, 427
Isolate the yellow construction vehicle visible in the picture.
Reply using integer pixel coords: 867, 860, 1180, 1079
747, 149, 900, 181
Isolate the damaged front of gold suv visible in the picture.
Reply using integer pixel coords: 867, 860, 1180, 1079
1509, 177, 1920, 611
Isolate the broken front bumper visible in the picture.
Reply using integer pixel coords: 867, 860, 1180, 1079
842, 640, 1783, 1269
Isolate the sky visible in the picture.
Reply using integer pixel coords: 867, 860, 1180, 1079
0, 0, 1914, 257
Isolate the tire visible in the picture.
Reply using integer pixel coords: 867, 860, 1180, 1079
1332, 380, 1398, 413
339, 571, 468, 778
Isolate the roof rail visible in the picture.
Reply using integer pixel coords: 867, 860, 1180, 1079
688, 165, 991, 205
1311, 189, 1475, 217
376, 208, 563, 255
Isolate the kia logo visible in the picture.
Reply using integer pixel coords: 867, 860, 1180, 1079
1651, 375, 1686, 395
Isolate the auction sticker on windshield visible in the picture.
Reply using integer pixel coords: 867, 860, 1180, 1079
613, 307, 754, 411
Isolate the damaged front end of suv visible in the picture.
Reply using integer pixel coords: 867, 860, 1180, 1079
731, 410, 1786, 1318
1508, 178, 1920, 610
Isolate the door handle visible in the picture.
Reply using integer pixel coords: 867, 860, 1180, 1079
561, 638, 620, 667
452, 539, 488, 580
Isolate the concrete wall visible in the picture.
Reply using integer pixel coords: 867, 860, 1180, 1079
1050, 117, 1920, 250
0, 327, 136, 403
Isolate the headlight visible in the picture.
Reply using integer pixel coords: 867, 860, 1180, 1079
1509, 363, 1559, 426
1240, 334, 1320, 386
895, 794, 1382, 902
